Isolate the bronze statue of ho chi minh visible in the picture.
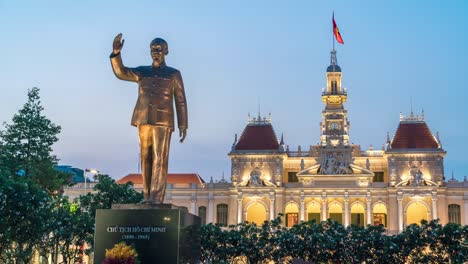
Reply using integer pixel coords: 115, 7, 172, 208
110, 33, 188, 204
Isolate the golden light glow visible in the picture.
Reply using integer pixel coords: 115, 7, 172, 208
306, 202, 320, 213
285, 203, 299, 214
406, 202, 428, 225
401, 174, 409, 181
328, 203, 343, 213
246, 203, 267, 225
351, 203, 365, 213
373, 203, 387, 214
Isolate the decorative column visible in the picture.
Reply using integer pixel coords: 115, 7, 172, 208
321, 192, 327, 221
208, 192, 214, 224
269, 191, 275, 220
431, 191, 438, 220
397, 192, 403, 232
366, 191, 372, 226
190, 199, 196, 215
344, 195, 350, 227
464, 196, 468, 226
300, 191, 305, 222
237, 192, 243, 223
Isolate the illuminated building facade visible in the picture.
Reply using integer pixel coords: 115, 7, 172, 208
109, 50, 468, 233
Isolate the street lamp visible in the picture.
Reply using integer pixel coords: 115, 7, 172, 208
84, 168, 99, 193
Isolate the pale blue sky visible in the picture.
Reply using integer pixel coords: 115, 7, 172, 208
0, 0, 467, 181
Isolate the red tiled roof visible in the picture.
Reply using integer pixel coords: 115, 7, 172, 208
235, 124, 279, 150
117, 173, 205, 185
391, 122, 439, 149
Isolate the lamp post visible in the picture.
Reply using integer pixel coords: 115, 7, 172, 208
84, 168, 99, 193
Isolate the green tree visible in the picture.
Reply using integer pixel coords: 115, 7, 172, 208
36, 196, 94, 264
79, 174, 144, 219
79, 174, 143, 252
200, 223, 235, 264
0, 87, 69, 193
0, 176, 53, 263
199, 217, 468, 264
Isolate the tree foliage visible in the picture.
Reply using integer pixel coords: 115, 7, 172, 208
79, 174, 144, 219
78, 174, 144, 252
200, 217, 468, 264
0, 88, 145, 261
39, 196, 94, 264
0, 87, 69, 193
0, 176, 53, 263
0, 174, 143, 262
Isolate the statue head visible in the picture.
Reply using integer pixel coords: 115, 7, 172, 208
150, 38, 168, 67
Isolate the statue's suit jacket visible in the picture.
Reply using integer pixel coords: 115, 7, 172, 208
110, 53, 188, 130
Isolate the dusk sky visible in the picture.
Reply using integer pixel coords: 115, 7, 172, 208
1, 1, 467, 181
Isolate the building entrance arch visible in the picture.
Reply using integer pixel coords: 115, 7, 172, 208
245, 201, 267, 225
406, 201, 429, 226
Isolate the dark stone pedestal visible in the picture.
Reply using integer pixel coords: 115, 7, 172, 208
94, 204, 200, 264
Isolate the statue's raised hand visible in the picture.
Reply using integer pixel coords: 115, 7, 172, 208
113, 33, 125, 54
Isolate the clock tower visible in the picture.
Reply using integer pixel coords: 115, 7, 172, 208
320, 49, 350, 146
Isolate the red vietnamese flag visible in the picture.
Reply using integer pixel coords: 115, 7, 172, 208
333, 13, 344, 44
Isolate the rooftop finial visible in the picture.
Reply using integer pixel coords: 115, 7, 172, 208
280, 133, 284, 145
449, 171, 458, 182
400, 111, 425, 122
331, 50, 337, 65
436, 131, 442, 148
257, 96, 261, 120
386, 131, 391, 143
219, 172, 228, 183
248, 112, 272, 125
410, 96, 413, 116
330, 49, 338, 67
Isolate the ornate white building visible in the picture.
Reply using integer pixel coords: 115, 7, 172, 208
89, 49, 468, 233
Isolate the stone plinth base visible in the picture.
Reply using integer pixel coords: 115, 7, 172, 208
94, 204, 200, 263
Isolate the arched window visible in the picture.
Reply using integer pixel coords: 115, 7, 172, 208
448, 204, 461, 224
328, 203, 343, 224
284, 203, 299, 227
331, 80, 338, 94
373, 203, 388, 227
198, 206, 207, 225
216, 204, 228, 226
351, 203, 365, 226
307, 202, 321, 223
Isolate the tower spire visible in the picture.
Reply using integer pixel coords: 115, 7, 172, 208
321, 47, 349, 146
330, 49, 338, 71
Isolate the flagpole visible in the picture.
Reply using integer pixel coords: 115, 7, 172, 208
332, 11, 335, 51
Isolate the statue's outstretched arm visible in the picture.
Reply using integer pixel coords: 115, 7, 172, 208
110, 33, 138, 82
